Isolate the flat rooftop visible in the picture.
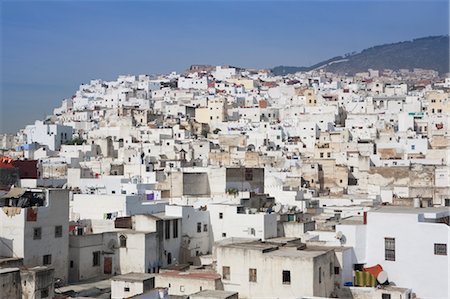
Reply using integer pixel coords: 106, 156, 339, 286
0, 267, 20, 274
111, 272, 155, 282
190, 290, 238, 299
264, 246, 331, 259
157, 270, 221, 280
218, 239, 335, 258
370, 206, 450, 217
151, 212, 182, 220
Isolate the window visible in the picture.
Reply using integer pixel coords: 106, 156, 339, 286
167, 252, 172, 264
411, 145, 416, 150
33, 227, 42, 240
222, 232, 227, 237
329, 262, 333, 277
219, 212, 223, 219
173, 220, 178, 238
327, 152, 331, 158
55, 225, 62, 238
124, 287, 130, 292
382, 294, 391, 299
203, 224, 208, 232
197, 222, 202, 233
319, 266, 322, 283
320, 153, 324, 158
43, 254, 52, 265
93, 251, 100, 266
70, 260, 74, 268
41, 288, 49, 298
334, 267, 340, 275
434, 243, 447, 255
385, 238, 396, 261
165, 221, 170, 240
245, 169, 253, 181
119, 235, 127, 248
249, 268, 257, 282
282, 270, 291, 284
223, 266, 230, 280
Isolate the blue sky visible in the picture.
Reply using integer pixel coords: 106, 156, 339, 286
1, 0, 449, 133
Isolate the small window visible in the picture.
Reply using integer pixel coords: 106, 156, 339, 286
203, 224, 208, 232
43, 254, 52, 265
70, 260, 74, 268
197, 222, 202, 233
329, 262, 333, 277
223, 266, 230, 280
282, 270, 291, 284
434, 244, 447, 255
33, 227, 42, 240
180, 285, 185, 292
319, 266, 322, 283
119, 235, 127, 248
334, 267, 340, 275
222, 232, 227, 237
172, 219, 178, 238
124, 287, 130, 292
382, 294, 391, 299
93, 251, 100, 266
55, 225, 63, 238
219, 212, 223, 219
385, 238, 396, 261
165, 221, 170, 240
249, 268, 257, 282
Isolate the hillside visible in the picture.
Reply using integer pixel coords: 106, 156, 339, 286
272, 36, 449, 75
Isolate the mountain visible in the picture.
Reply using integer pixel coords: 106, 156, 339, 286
272, 36, 449, 75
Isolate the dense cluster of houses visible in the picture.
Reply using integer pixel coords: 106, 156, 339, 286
0, 65, 449, 299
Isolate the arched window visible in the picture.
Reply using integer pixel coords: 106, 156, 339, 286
119, 235, 127, 248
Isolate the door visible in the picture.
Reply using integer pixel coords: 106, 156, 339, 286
104, 257, 112, 274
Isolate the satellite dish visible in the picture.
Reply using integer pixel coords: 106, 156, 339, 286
281, 205, 289, 214
377, 271, 388, 284
336, 231, 343, 240
273, 204, 282, 213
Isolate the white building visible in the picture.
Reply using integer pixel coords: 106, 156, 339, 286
24, 120, 73, 151
0, 188, 70, 282
338, 207, 449, 299
208, 203, 277, 242
214, 238, 337, 298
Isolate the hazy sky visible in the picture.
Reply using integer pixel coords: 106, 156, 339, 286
1, 0, 449, 133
